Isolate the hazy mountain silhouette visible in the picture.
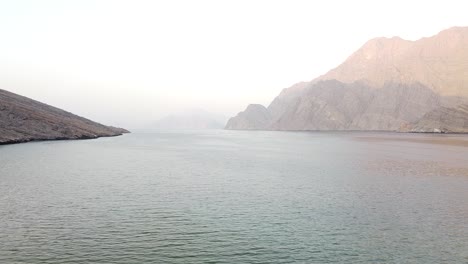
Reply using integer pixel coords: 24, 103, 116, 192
152, 109, 226, 130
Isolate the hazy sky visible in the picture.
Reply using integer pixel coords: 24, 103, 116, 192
1, 0, 468, 128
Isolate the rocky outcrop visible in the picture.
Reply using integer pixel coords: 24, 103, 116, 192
226, 27, 468, 133
225, 104, 271, 130
408, 105, 468, 133
0, 89, 129, 145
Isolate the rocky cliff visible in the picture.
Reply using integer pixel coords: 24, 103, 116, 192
226, 27, 468, 133
0, 89, 129, 145
224, 104, 271, 130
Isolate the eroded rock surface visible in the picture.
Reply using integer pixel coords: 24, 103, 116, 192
0, 89, 129, 145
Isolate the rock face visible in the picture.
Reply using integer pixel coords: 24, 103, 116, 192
226, 27, 468, 133
409, 105, 468, 133
225, 104, 271, 130
0, 89, 129, 145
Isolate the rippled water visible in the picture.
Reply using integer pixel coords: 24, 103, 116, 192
1, 131, 468, 263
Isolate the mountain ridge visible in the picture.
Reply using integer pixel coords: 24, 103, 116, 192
226, 26, 468, 133
318, 26, 468, 97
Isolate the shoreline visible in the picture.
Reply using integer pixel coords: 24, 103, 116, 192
0, 133, 127, 146
223, 128, 468, 135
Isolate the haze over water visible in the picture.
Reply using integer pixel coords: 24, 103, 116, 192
1, 131, 468, 263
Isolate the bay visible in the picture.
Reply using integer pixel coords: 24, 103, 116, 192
1, 131, 467, 263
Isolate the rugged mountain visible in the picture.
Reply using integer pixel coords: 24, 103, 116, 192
0, 89, 129, 145
226, 27, 468, 133
153, 109, 226, 130
318, 27, 468, 97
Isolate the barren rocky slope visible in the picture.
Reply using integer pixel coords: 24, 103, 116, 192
318, 27, 468, 97
226, 27, 468, 133
0, 89, 129, 145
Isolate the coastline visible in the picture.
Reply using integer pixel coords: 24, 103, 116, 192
223, 128, 468, 135
0, 132, 128, 146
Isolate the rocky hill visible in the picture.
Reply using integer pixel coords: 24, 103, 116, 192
226, 27, 468, 133
0, 89, 129, 145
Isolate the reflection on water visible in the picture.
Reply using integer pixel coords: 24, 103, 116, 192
1, 131, 468, 263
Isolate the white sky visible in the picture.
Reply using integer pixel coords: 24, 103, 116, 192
1, 0, 468, 128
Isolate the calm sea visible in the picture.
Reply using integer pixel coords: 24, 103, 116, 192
1, 131, 468, 263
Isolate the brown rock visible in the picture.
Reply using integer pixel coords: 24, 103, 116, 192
0, 89, 129, 145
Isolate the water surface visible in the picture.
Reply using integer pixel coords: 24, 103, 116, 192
1, 131, 468, 263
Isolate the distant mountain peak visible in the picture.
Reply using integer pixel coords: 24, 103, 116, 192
152, 110, 226, 130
